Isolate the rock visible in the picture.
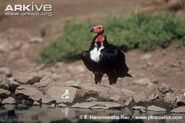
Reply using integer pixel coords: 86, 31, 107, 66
148, 93, 159, 101
41, 96, 53, 104
30, 37, 43, 43
2, 97, 15, 104
158, 83, 171, 94
171, 106, 185, 113
35, 64, 46, 70
46, 86, 77, 103
33, 75, 54, 88
33, 101, 40, 106
133, 82, 159, 103
147, 105, 166, 112
16, 85, 44, 101
64, 80, 81, 89
164, 92, 176, 103
50, 74, 61, 81
48, 103, 56, 108
141, 54, 152, 60
125, 97, 134, 106
76, 89, 99, 102
121, 89, 135, 97
133, 78, 152, 86
176, 92, 185, 106
71, 102, 122, 109
0, 80, 9, 90
132, 106, 146, 111
86, 97, 97, 102
0, 79, 20, 93
0, 88, 10, 98
57, 103, 67, 107
0, 67, 11, 75
78, 84, 125, 102
13, 72, 43, 84
133, 94, 146, 103
71, 102, 95, 109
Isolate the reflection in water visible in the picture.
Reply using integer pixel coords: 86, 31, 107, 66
0, 105, 184, 123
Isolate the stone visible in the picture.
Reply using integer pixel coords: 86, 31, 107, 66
171, 106, 185, 113
33, 101, 40, 106
133, 78, 152, 86
41, 96, 53, 104
133, 94, 146, 103
0, 88, 10, 98
158, 83, 171, 94
148, 93, 159, 101
0, 67, 11, 75
86, 97, 97, 102
2, 97, 15, 104
132, 106, 146, 110
164, 93, 176, 103
79, 84, 125, 102
132, 106, 146, 112
71, 102, 95, 109
71, 102, 122, 109
176, 92, 185, 106
0, 80, 9, 90
121, 89, 135, 97
46, 86, 77, 103
125, 97, 134, 106
64, 80, 81, 89
33, 75, 54, 88
147, 105, 166, 112
91, 105, 110, 110
48, 103, 56, 108
30, 37, 43, 43
16, 85, 44, 101
141, 53, 152, 60
13, 72, 43, 84
0, 79, 20, 92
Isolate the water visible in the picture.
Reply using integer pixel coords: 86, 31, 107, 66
0, 105, 184, 123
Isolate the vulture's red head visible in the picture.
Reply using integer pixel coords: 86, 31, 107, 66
91, 25, 104, 34
91, 25, 105, 42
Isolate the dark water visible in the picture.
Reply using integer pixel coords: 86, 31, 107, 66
0, 105, 184, 123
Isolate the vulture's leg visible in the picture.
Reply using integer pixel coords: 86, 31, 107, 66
94, 72, 103, 84
107, 74, 118, 85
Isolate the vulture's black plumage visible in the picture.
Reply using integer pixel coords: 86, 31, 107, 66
81, 25, 131, 84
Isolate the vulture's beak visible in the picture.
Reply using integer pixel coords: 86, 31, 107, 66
90, 28, 93, 33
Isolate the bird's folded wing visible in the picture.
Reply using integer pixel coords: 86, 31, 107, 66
100, 49, 122, 63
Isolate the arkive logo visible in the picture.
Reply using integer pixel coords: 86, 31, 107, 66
4, 2, 53, 16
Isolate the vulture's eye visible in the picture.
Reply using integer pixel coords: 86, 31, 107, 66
98, 27, 101, 29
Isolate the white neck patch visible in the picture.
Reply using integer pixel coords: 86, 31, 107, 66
90, 43, 104, 62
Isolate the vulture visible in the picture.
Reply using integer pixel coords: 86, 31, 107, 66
81, 25, 131, 84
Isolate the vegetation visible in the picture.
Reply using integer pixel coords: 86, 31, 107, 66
40, 11, 185, 63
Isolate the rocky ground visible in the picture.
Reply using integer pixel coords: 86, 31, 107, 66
0, 0, 185, 117
0, 70, 185, 114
